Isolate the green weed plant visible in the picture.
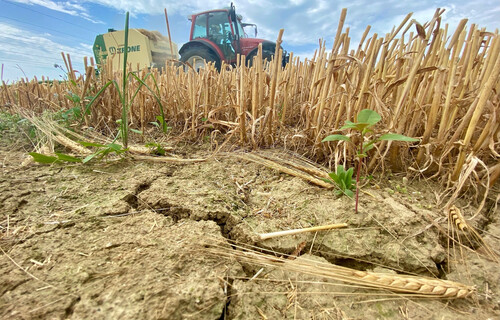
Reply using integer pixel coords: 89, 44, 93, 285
323, 165, 355, 198
322, 109, 418, 213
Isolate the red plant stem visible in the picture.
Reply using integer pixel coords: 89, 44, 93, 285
355, 134, 364, 213
355, 156, 362, 213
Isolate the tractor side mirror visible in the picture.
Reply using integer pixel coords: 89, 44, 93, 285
229, 2, 237, 22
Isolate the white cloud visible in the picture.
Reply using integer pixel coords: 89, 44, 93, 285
87, 0, 228, 15
9, 0, 103, 23
0, 22, 90, 59
290, 49, 317, 61
79, 42, 94, 51
15, 0, 498, 47
0, 22, 91, 80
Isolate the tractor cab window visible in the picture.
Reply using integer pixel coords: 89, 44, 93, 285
208, 12, 227, 46
192, 13, 208, 39
207, 11, 231, 45
235, 15, 246, 38
208, 11, 235, 61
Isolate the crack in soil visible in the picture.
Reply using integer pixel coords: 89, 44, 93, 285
0, 279, 29, 296
122, 175, 165, 211
218, 276, 234, 320
64, 296, 81, 318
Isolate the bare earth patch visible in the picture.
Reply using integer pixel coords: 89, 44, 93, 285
1, 145, 499, 319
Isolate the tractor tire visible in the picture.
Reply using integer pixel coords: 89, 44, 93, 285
246, 49, 275, 67
181, 46, 220, 71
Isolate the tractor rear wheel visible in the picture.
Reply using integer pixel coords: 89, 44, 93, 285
181, 46, 220, 71
246, 49, 274, 67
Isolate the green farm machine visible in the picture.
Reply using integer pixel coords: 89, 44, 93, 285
93, 28, 178, 71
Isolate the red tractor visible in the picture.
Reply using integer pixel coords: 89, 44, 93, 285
179, 3, 287, 69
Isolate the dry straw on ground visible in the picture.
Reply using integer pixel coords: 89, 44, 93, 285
204, 240, 477, 299
1, 9, 499, 197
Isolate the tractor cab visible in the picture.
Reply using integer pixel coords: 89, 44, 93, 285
189, 7, 241, 63
179, 3, 283, 69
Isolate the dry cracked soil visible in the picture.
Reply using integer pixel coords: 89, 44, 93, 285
1, 138, 499, 319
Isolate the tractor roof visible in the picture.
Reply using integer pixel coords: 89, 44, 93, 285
187, 8, 243, 22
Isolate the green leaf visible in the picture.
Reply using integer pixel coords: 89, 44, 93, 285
62, 107, 81, 119
82, 153, 98, 163
356, 123, 373, 132
346, 166, 354, 177
29, 152, 58, 164
336, 165, 345, 174
340, 180, 347, 190
322, 134, 351, 143
357, 109, 381, 126
107, 143, 123, 152
146, 142, 166, 156
378, 133, 419, 142
345, 167, 354, 188
344, 189, 354, 198
328, 172, 341, 185
68, 94, 80, 103
340, 121, 358, 130
97, 149, 111, 158
363, 141, 376, 153
130, 128, 143, 134
78, 141, 107, 148
338, 170, 347, 181
55, 153, 82, 163
83, 80, 117, 120
361, 127, 373, 135
321, 178, 334, 184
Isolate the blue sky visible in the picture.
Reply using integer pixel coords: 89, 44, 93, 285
0, 0, 498, 82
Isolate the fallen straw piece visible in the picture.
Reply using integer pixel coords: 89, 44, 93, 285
258, 223, 348, 240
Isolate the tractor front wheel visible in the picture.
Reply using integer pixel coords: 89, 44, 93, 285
181, 47, 220, 71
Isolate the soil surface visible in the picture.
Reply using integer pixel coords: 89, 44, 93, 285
1, 138, 499, 319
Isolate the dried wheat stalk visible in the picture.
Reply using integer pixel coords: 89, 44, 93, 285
234, 152, 334, 189
446, 205, 499, 263
447, 205, 469, 232
204, 242, 476, 299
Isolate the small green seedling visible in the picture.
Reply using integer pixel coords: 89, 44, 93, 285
322, 165, 355, 198
150, 116, 170, 132
145, 142, 166, 156
322, 109, 418, 213
78, 141, 128, 163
